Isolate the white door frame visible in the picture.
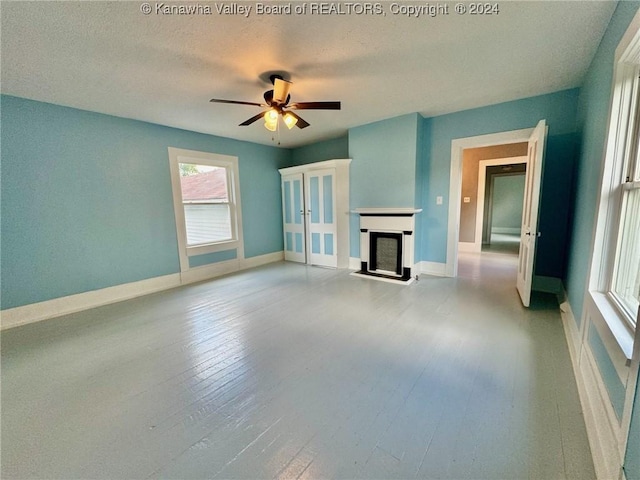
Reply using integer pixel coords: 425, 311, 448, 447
447, 128, 534, 277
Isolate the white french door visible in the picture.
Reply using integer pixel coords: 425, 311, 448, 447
305, 169, 337, 268
517, 119, 547, 307
282, 174, 306, 263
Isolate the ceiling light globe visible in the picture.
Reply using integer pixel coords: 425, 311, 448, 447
283, 113, 298, 130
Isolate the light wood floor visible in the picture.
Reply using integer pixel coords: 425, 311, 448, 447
482, 233, 521, 255
1, 253, 594, 479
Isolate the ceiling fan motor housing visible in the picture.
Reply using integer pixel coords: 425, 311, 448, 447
263, 90, 291, 108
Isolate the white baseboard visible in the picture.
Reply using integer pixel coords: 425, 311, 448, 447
560, 292, 624, 480
1, 273, 181, 331
416, 261, 447, 277
580, 344, 624, 480
492, 227, 521, 235
559, 298, 581, 366
458, 241, 479, 253
349, 257, 361, 270
1, 251, 284, 331
241, 250, 284, 270
180, 259, 241, 285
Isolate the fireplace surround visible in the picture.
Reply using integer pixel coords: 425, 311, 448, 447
352, 208, 422, 284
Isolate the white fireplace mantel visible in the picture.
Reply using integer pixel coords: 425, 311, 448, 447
352, 208, 422, 215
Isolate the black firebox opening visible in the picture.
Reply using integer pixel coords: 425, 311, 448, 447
369, 232, 403, 276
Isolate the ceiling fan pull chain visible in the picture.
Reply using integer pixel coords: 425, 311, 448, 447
277, 117, 282, 145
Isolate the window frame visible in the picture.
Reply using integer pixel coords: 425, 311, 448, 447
588, 17, 640, 361
605, 66, 640, 329
168, 147, 243, 272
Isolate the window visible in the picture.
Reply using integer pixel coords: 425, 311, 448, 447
168, 148, 243, 271
179, 164, 232, 245
591, 35, 640, 332
610, 89, 640, 325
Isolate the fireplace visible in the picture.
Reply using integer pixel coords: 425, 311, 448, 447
352, 208, 422, 284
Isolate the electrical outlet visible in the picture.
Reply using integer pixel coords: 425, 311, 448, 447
463, 197, 471, 203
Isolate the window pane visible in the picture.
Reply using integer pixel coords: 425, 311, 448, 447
630, 84, 640, 183
179, 164, 228, 202
633, 136, 640, 182
179, 163, 232, 245
183, 204, 231, 245
612, 187, 640, 323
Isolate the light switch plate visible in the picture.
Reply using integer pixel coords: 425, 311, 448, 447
436, 196, 443, 205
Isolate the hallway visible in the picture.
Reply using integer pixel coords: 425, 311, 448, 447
1, 255, 594, 479
481, 233, 521, 256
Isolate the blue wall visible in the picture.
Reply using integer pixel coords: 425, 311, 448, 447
286, 92, 580, 275
419, 89, 580, 279
1, 95, 289, 309
492, 175, 526, 230
348, 113, 421, 257
288, 135, 348, 166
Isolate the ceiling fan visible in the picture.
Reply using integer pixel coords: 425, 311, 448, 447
210, 74, 341, 131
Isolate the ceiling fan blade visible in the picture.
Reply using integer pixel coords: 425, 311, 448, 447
290, 101, 341, 110
210, 98, 264, 107
285, 111, 310, 129
239, 112, 266, 126
273, 78, 292, 104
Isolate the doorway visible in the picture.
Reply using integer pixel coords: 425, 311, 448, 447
481, 161, 527, 255
448, 121, 547, 307
457, 145, 528, 257
448, 128, 533, 279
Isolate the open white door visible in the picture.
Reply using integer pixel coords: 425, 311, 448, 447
517, 120, 547, 307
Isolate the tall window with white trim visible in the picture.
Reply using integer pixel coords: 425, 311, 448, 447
168, 148, 243, 271
610, 82, 640, 325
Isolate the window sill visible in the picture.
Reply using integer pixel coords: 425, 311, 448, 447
186, 239, 239, 257
589, 291, 635, 363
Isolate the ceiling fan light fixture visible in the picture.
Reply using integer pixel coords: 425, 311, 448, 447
264, 109, 279, 131
266, 109, 278, 121
211, 74, 341, 132
283, 112, 298, 129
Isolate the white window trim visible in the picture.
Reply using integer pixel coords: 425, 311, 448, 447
587, 12, 640, 362
168, 147, 244, 272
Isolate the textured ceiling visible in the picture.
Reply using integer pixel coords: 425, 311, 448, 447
1, 1, 616, 148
